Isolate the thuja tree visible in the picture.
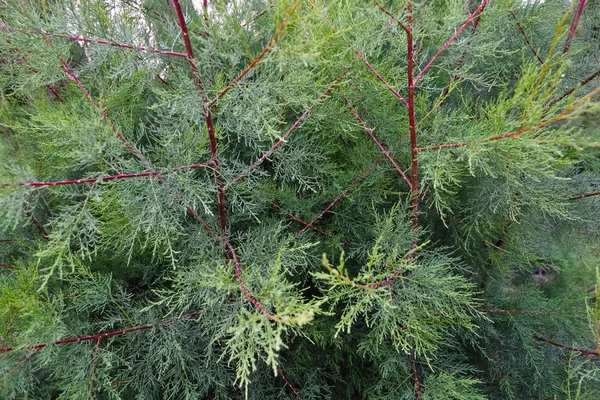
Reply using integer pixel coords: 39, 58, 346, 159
1, 0, 599, 398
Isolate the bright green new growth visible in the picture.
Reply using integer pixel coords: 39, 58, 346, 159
0, 0, 599, 398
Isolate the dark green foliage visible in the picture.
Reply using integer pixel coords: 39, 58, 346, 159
1, 0, 599, 398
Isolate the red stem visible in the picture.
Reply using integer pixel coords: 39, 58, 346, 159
367, 269, 403, 289
414, 0, 487, 85
0, 312, 200, 354
172, 0, 228, 240
533, 335, 599, 357
223, 239, 282, 323
308, 1, 408, 107
207, 0, 301, 108
0, 24, 188, 57
230, 64, 354, 185
60, 58, 147, 163
373, 0, 409, 33
411, 352, 422, 400
346, 98, 413, 188
570, 191, 600, 200
297, 159, 381, 236
277, 368, 301, 399
416, 84, 600, 152
509, 10, 544, 64
1, 161, 214, 189
549, 66, 600, 108
407, 3, 419, 232
478, 308, 546, 315
273, 202, 353, 246
563, 0, 587, 54
0, 263, 19, 270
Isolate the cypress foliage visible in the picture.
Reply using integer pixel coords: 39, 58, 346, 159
0, 0, 599, 398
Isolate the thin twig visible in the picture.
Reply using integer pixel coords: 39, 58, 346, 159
570, 191, 600, 200
0, 312, 201, 354
0, 24, 187, 57
509, 10, 544, 64
308, 1, 409, 107
277, 368, 301, 399
345, 98, 413, 188
207, 0, 301, 107
414, 0, 487, 85
533, 335, 599, 357
230, 64, 354, 185
416, 84, 600, 152
1, 161, 214, 189
297, 159, 381, 236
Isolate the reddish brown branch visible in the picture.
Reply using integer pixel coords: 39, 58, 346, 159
0, 263, 19, 271
416, 84, 600, 152
223, 239, 282, 323
230, 64, 353, 185
509, 10, 544, 64
346, 98, 413, 188
1, 161, 214, 189
0, 24, 188, 57
533, 335, 599, 357
570, 191, 600, 200
407, 3, 419, 232
207, 0, 301, 107
373, 0, 409, 33
414, 0, 487, 85
0, 312, 200, 355
479, 308, 547, 315
1, 313, 18, 349
548, 66, 600, 108
172, 0, 228, 240
297, 158, 381, 236
308, 0, 408, 107
60, 58, 147, 163
563, 0, 587, 54
277, 368, 301, 399
411, 352, 422, 400
273, 202, 353, 246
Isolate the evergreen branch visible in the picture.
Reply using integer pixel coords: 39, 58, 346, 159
172, 0, 228, 240
230, 64, 353, 186
1, 162, 214, 189
277, 368, 301, 399
509, 10, 544, 64
272, 202, 353, 246
440, 1, 487, 99
1, 313, 18, 349
345, 98, 413, 188
223, 240, 283, 323
478, 308, 547, 315
407, 2, 419, 232
563, 0, 587, 54
0, 311, 201, 355
0, 24, 188, 57
413, 0, 487, 85
60, 58, 148, 163
207, 0, 301, 107
308, 1, 409, 107
570, 191, 600, 200
416, 84, 600, 152
297, 158, 381, 236
532, 335, 599, 357
547, 66, 600, 108
241, 5, 273, 29
372, 0, 409, 34
0, 263, 19, 271
411, 352, 422, 400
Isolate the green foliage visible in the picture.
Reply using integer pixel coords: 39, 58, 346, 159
1, 0, 600, 398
